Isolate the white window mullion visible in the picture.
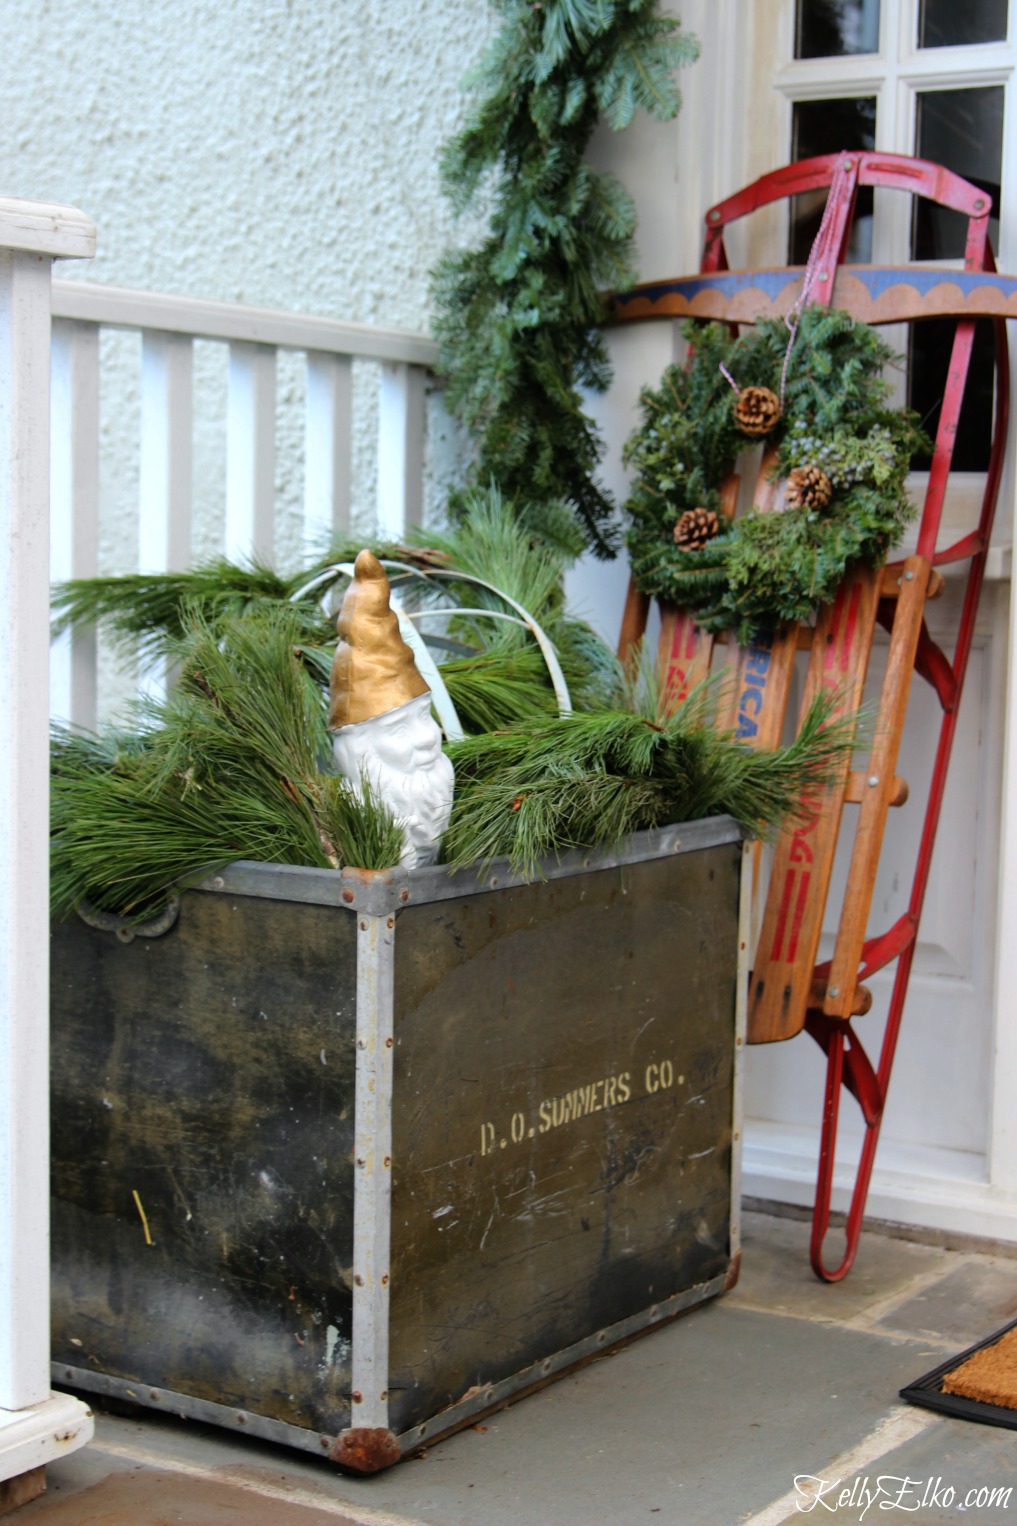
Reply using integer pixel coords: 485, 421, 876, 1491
874, 75, 912, 263
999, 74, 1017, 266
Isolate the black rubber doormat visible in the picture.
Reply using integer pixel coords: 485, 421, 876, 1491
901, 1315, 1017, 1429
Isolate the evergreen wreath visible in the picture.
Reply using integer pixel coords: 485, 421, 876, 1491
623, 306, 931, 642
432, 0, 699, 558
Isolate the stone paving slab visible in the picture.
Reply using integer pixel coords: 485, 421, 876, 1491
874, 1258, 1017, 1347
14, 1303, 940, 1526
4, 1468, 389, 1526
9, 1215, 1016, 1526
756, 1415, 1017, 1526
732, 1211, 966, 1328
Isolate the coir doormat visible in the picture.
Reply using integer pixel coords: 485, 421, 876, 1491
901, 1315, 1017, 1430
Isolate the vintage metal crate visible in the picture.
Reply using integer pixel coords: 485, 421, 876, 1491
51, 818, 749, 1471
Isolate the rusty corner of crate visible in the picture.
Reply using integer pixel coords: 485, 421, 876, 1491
338, 863, 406, 915
724, 1250, 742, 1293
329, 1425, 402, 1473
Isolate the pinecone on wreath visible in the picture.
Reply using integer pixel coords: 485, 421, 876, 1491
785, 465, 833, 511
673, 507, 720, 550
733, 386, 781, 438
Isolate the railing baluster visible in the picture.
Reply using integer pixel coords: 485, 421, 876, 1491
50, 319, 99, 729
303, 352, 352, 558
140, 331, 193, 573
377, 361, 425, 539
226, 340, 276, 564
138, 331, 193, 701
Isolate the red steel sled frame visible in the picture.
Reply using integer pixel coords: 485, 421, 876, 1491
612, 152, 1013, 1279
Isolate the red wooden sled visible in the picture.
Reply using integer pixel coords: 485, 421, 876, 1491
613, 152, 1012, 1279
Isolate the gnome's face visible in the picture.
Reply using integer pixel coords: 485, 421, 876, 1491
327, 550, 454, 870
354, 691, 445, 773
332, 693, 454, 870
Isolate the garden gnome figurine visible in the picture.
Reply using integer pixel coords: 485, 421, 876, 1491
328, 549, 454, 869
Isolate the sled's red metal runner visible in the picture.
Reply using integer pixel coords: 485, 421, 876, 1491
614, 152, 1010, 1279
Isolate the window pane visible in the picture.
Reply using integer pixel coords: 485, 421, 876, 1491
790, 98, 876, 263
912, 87, 1003, 259
796, 0, 880, 57
918, 0, 1007, 48
909, 319, 997, 471
911, 88, 1003, 471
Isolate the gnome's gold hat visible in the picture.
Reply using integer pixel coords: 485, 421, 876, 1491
327, 549, 428, 730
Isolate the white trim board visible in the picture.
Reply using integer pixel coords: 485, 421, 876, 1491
0, 1392, 93, 1484
743, 1119, 1017, 1245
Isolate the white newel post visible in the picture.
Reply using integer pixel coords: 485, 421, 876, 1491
0, 198, 96, 1500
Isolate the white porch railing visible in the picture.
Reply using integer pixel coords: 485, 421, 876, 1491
0, 196, 95, 1498
49, 280, 441, 728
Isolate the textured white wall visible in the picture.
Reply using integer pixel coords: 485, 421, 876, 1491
4, 0, 705, 653
3, 0, 489, 323
4, 0, 492, 712
3, 0, 488, 555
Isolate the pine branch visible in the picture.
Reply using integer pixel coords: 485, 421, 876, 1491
443, 686, 858, 877
50, 608, 405, 921
51, 494, 622, 732
50, 561, 317, 657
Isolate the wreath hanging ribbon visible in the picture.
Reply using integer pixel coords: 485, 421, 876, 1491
622, 305, 931, 644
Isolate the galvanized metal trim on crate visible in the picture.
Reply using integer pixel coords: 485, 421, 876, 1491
53, 1364, 339, 1457
352, 913, 395, 1430
200, 817, 746, 917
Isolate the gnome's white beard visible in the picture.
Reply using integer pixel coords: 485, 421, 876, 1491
332, 693, 454, 870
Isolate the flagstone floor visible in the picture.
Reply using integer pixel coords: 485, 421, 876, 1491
7, 1208, 1017, 1526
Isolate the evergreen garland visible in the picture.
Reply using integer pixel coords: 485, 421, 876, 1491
432, 0, 698, 556
623, 307, 931, 642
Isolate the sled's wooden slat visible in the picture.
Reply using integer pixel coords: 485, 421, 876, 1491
821, 557, 931, 1019
618, 581, 651, 672
715, 625, 799, 747
657, 607, 714, 714
747, 565, 882, 1044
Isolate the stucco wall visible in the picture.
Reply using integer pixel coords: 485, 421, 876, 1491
4, 0, 499, 712
4, 0, 488, 562
4, 0, 489, 322
4, 0, 707, 677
